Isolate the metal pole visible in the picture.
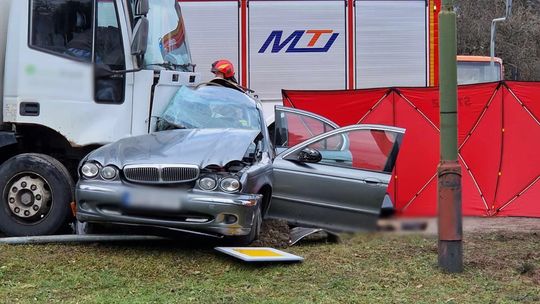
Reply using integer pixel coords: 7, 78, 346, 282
490, 0, 512, 80
438, 0, 463, 273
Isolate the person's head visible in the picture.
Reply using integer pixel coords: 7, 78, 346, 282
211, 59, 236, 82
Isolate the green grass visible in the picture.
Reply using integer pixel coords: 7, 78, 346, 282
0, 232, 538, 303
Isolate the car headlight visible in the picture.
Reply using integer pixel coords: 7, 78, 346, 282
81, 162, 99, 178
101, 166, 117, 180
219, 177, 241, 193
199, 176, 217, 191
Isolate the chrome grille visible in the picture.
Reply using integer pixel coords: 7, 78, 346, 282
162, 167, 199, 182
124, 167, 159, 182
123, 165, 199, 184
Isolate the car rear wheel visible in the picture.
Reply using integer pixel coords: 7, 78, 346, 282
0, 154, 73, 236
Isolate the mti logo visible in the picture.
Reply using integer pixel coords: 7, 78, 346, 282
258, 30, 339, 53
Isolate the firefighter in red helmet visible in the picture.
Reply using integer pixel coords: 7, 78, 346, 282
209, 59, 246, 92
211, 59, 238, 83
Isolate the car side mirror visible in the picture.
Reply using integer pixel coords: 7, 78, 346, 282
297, 147, 322, 163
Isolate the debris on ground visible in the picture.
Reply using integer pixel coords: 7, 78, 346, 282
289, 227, 341, 246
252, 220, 341, 247
215, 247, 304, 262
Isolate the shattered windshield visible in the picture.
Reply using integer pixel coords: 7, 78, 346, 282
144, 0, 193, 71
159, 86, 262, 131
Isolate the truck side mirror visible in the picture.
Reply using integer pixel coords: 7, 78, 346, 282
135, 0, 149, 16
131, 17, 148, 58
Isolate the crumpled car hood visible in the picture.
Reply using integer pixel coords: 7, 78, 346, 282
87, 128, 261, 169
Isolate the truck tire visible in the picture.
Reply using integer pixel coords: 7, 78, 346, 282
0, 153, 74, 236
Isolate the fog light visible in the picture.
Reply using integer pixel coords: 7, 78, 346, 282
224, 214, 238, 224
199, 177, 217, 191
81, 163, 99, 178
101, 166, 117, 180
220, 177, 241, 192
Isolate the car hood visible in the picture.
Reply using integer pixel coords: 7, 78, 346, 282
87, 128, 261, 169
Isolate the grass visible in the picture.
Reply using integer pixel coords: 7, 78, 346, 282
0, 232, 539, 303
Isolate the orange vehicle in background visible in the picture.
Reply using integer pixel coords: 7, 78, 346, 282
457, 55, 504, 85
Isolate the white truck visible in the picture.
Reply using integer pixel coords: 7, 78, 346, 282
0, 0, 200, 236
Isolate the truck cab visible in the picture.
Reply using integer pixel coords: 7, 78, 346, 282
0, 0, 199, 236
457, 55, 504, 85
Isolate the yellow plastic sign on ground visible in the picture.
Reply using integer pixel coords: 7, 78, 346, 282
215, 247, 304, 262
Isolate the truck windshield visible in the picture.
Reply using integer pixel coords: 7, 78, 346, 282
457, 62, 502, 85
144, 0, 194, 71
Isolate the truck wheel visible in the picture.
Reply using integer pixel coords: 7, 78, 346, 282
0, 153, 74, 236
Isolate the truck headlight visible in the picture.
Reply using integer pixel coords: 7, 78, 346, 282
81, 162, 99, 178
199, 176, 217, 190
101, 166, 118, 180
219, 177, 241, 193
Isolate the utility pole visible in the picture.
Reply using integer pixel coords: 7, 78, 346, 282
438, 0, 463, 273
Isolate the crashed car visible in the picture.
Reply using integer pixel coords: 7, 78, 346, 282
75, 85, 404, 244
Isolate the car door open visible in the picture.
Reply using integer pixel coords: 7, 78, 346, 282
269, 107, 405, 232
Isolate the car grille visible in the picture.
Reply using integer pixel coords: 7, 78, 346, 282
123, 165, 199, 184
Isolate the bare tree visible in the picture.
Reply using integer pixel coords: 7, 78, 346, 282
456, 0, 540, 80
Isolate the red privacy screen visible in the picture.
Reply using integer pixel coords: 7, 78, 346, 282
282, 81, 540, 217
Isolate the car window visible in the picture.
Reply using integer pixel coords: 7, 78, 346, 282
275, 110, 337, 149
306, 129, 399, 173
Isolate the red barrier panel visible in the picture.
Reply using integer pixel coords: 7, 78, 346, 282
282, 81, 540, 217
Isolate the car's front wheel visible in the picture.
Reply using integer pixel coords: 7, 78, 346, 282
0, 154, 73, 236
231, 204, 262, 246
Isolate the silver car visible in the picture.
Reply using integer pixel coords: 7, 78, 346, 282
75, 85, 404, 244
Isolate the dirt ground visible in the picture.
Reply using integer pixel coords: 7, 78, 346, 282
251, 219, 291, 247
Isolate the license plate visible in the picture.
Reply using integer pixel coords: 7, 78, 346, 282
121, 188, 184, 212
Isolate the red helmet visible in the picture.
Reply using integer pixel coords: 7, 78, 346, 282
211, 59, 235, 78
